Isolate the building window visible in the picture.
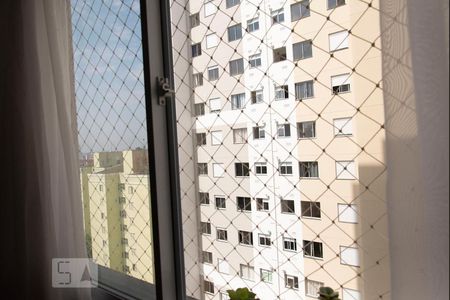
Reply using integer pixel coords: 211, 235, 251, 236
195, 103, 205, 116
259, 234, 271, 246
233, 128, 247, 144
204, 280, 215, 294
336, 161, 357, 179
217, 228, 228, 241
343, 289, 362, 300
228, 24, 242, 42
203, 251, 213, 264
193, 73, 203, 87
211, 130, 223, 145
298, 121, 316, 138
237, 196, 252, 211
285, 274, 299, 289
209, 97, 221, 112
256, 198, 270, 211
198, 163, 208, 175
281, 199, 295, 214
206, 33, 219, 48
274, 85, 289, 100
247, 17, 259, 32
196, 133, 207, 146
331, 74, 351, 94
338, 204, 358, 224
306, 279, 324, 297
199, 192, 210, 205
213, 163, 225, 177
215, 196, 226, 209
191, 43, 202, 57
240, 264, 255, 281
239, 231, 254, 245
295, 80, 314, 99
229, 58, 244, 76
299, 161, 319, 178
271, 9, 285, 24
283, 237, 298, 251
328, 0, 346, 10
340, 246, 360, 267
201, 222, 211, 235
301, 201, 321, 218
280, 162, 293, 175
334, 117, 353, 136
226, 0, 240, 8
98, 184, 103, 191
303, 240, 323, 259
204, 0, 217, 17
221, 292, 231, 300
190, 13, 200, 28
218, 258, 230, 274
235, 162, 250, 177
293, 40, 313, 60
253, 126, 265, 140
277, 123, 291, 137
231, 93, 246, 110
260, 269, 273, 283
329, 30, 349, 52
273, 47, 287, 62
251, 90, 263, 104
208, 65, 219, 81
255, 162, 268, 175
291, 0, 310, 21
249, 54, 262, 68
128, 186, 134, 194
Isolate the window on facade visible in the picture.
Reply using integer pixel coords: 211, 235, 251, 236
301, 201, 321, 218
211, 131, 223, 145
217, 258, 230, 274
303, 240, 324, 258
231, 93, 246, 110
256, 198, 270, 211
213, 163, 225, 177
334, 117, 353, 136
338, 204, 358, 223
240, 264, 255, 281
238, 231, 254, 245
195, 103, 205, 116
226, 0, 240, 8
206, 33, 219, 48
343, 289, 362, 300
191, 43, 202, 57
273, 47, 287, 62
271, 9, 285, 24
247, 17, 259, 32
251, 90, 263, 104
204, 280, 215, 294
253, 126, 265, 139
208, 65, 219, 81
277, 123, 291, 137
237, 196, 252, 211
340, 246, 360, 267
297, 121, 316, 138
190, 13, 200, 28
201, 222, 212, 235
336, 161, 357, 179
204, 0, 217, 16
281, 199, 295, 214
280, 162, 293, 175
329, 30, 349, 52
291, 1, 310, 21
198, 163, 208, 175
260, 269, 273, 283
196, 133, 207, 146
331, 74, 351, 94
203, 251, 213, 264
220, 292, 231, 300
217, 228, 228, 241
199, 192, 210, 205
249, 54, 262, 68
274, 85, 289, 100
283, 237, 298, 251
285, 274, 299, 289
215, 196, 226, 209
255, 162, 268, 175
259, 234, 271, 246
233, 128, 248, 144
193, 72, 203, 87
293, 40, 313, 60
235, 162, 250, 177
295, 80, 314, 99
328, 0, 346, 9
228, 24, 242, 42
209, 97, 221, 112
299, 161, 319, 178
306, 279, 324, 297
229, 58, 244, 75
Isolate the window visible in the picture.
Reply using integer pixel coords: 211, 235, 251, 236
283, 237, 297, 251
238, 231, 253, 245
199, 192, 210, 205
229, 58, 244, 75
255, 162, 268, 175
204, 0, 217, 17
253, 126, 265, 139
298, 121, 316, 138
221, 292, 231, 300
218, 258, 230, 274
280, 162, 293, 175
293, 40, 313, 60
209, 97, 221, 112
271, 9, 285, 24
248, 54, 262, 68
196, 133, 206, 146
343, 289, 362, 300
334, 117, 353, 136
329, 30, 349, 52
281, 199, 295, 214
195, 103, 205, 116
273, 47, 287, 62
201, 222, 211, 235
291, 1, 310, 21
228, 24, 242, 42
338, 204, 358, 223
295, 80, 314, 99
328, 0, 346, 10
331, 74, 351, 94
193, 73, 203, 87
191, 43, 202, 57
203, 251, 213, 264
237, 196, 252, 211
213, 163, 225, 177
303, 240, 323, 258
98, 184, 103, 191
235, 162, 250, 177
190, 13, 200, 28
206, 33, 219, 48
277, 123, 291, 137
233, 128, 247, 144
215, 196, 226, 209
260, 269, 273, 283
274, 85, 289, 100
231, 93, 246, 110
259, 234, 271, 246
306, 279, 324, 297
211, 131, 223, 145
336, 161, 357, 179
204, 280, 215, 294
208, 65, 219, 81
301, 201, 321, 218
299, 161, 319, 178
285, 274, 299, 289
128, 186, 134, 194
251, 90, 263, 104
256, 198, 270, 211
240, 264, 255, 281
340, 246, 360, 267
198, 163, 208, 175
226, 0, 240, 8
247, 17, 259, 32
217, 228, 228, 241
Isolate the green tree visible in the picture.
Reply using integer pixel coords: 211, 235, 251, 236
227, 288, 257, 300
318, 287, 340, 300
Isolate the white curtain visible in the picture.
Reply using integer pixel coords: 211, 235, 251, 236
0, 0, 90, 299
380, 0, 449, 299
